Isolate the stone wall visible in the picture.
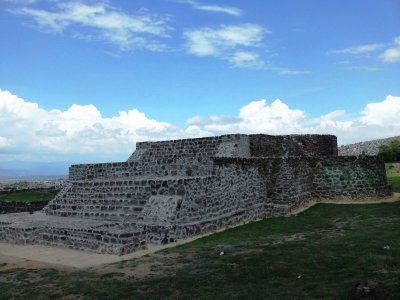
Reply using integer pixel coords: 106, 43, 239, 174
69, 158, 215, 181
313, 156, 391, 199
214, 155, 390, 205
71, 134, 338, 181
129, 134, 251, 162
214, 157, 314, 212
249, 134, 338, 157
131, 134, 338, 161
157, 155, 390, 242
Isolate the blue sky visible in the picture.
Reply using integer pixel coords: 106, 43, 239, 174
0, 0, 400, 175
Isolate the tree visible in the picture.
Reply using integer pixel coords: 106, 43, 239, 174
378, 140, 400, 162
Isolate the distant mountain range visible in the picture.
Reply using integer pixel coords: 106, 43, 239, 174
338, 136, 400, 156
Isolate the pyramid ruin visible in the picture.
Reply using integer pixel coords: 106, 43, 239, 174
0, 134, 392, 255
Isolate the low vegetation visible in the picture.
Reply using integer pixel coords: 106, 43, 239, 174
387, 164, 400, 193
379, 140, 400, 162
0, 171, 399, 299
0, 191, 58, 202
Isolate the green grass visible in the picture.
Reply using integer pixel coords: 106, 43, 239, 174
1, 201, 400, 299
387, 167, 400, 193
0, 170, 399, 299
0, 191, 57, 202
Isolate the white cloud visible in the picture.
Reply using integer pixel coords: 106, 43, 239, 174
183, 24, 271, 69
330, 36, 400, 66
380, 36, 400, 63
187, 95, 400, 145
266, 66, 311, 75
12, 2, 171, 51
229, 51, 265, 69
183, 24, 308, 74
0, 89, 177, 161
184, 125, 212, 137
381, 48, 400, 63
186, 115, 204, 125
313, 110, 354, 132
330, 43, 384, 55
184, 24, 266, 57
360, 95, 400, 126
187, 99, 307, 134
346, 66, 382, 72
176, 0, 241, 16
2, 89, 400, 164
237, 99, 306, 133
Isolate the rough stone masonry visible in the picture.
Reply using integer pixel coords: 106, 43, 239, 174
0, 134, 392, 255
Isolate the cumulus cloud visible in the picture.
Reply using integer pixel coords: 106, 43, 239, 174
0, 89, 179, 162
187, 95, 400, 145
175, 0, 241, 16
11, 2, 171, 51
1, 89, 400, 163
193, 99, 306, 134
360, 95, 400, 126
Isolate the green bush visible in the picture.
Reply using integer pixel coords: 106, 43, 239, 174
0, 191, 58, 202
379, 140, 400, 162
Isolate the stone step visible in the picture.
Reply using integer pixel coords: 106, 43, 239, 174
36, 227, 145, 254
56, 196, 148, 203
56, 192, 148, 200
50, 199, 147, 207
141, 146, 216, 154
46, 209, 139, 221
68, 187, 152, 193
0, 212, 146, 254
47, 203, 144, 214
64, 186, 167, 196
63, 190, 150, 197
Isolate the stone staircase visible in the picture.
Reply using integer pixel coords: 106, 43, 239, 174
45, 179, 150, 221
0, 174, 215, 254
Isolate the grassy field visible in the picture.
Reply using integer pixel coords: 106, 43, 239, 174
1, 201, 400, 299
0, 191, 58, 202
387, 164, 400, 193
0, 172, 399, 299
